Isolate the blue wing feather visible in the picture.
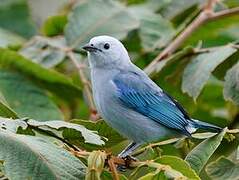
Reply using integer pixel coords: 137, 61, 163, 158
113, 71, 193, 135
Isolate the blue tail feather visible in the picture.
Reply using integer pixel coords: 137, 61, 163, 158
192, 119, 222, 133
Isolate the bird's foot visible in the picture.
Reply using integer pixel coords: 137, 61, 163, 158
117, 155, 138, 171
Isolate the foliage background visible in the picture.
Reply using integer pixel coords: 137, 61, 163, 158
0, 0, 239, 179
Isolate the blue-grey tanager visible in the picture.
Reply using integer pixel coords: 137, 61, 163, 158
82, 35, 222, 158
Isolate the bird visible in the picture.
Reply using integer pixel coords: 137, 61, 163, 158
82, 35, 222, 159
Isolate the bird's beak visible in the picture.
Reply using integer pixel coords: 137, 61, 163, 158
82, 43, 99, 52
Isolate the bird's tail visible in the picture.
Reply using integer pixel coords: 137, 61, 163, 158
192, 119, 222, 133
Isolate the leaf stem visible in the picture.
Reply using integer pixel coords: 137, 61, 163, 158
144, 1, 239, 76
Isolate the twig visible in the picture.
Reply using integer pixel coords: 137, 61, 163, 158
144, 1, 239, 75
211, 6, 239, 19
193, 43, 238, 53
111, 157, 186, 179
227, 129, 239, 134
70, 148, 91, 158
110, 156, 126, 165
231, 44, 239, 49
67, 51, 99, 121
133, 137, 180, 156
132, 128, 233, 156
108, 157, 120, 180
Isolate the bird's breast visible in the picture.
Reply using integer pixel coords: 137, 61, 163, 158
91, 68, 119, 116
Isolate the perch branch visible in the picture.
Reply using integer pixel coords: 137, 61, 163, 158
108, 157, 120, 180
133, 137, 180, 156
67, 51, 99, 121
144, 1, 239, 76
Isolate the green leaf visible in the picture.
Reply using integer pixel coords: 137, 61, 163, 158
42, 15, 68, 37
185, 128, 227, 173
212, 50, 239, 80
148, 46, 194, 78
139, 0, 170, 12
65, 0, 139, 50
0, 71, 64, 121
206, 157, 239, 180
20, 36, 66, 68
0, 48, 82, 101
223, 61, 239, 105
138, 172, 166, 180
149, 47, 196, 115
192, 132, 217, 139
0, 117, 104, 145
101, 171, 128, 180
27, 119, 105, 146
159, 0, 202, 23
128, 5, 175, 51
0, 0, 36, 38
0, 130, 86, 179
189, 78, 230, 127
71, 119, 125, 148
184, 14, 239, 47
155, 156, 200, 180
137, 160, 186, 180
0, 28, 25, 48
182, 46, 237, 99
224, 0, 239, 8
0, 100, 18, 118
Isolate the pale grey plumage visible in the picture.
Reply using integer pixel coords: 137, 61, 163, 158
86, 36, 180, 143
91, 66, 181, 143
83, 35, 222, 157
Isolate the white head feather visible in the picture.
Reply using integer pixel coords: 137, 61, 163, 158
83, 35, 131, 68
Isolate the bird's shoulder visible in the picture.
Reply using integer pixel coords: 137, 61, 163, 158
113, 66, 161, 93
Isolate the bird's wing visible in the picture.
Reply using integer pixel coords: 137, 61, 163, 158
113, 71, 193, 135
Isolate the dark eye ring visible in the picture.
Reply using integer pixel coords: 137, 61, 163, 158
104, 43, 110, 50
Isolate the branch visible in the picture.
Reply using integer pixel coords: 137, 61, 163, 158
133, 137, 180, 156
132, 128, 239, 156
111, 157, 186, 179
144, 2, 239, 76
108, 157, 120, 180
67, 51, 99, 121
211, 6, 239, 19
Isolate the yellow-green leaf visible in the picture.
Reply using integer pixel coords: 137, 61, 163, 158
185, 128, 227, 173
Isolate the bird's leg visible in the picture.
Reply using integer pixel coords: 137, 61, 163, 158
118, 142, 140, 158
117, 142, 141, 171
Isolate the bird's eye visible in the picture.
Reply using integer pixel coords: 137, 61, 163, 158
104, 43, 110, 50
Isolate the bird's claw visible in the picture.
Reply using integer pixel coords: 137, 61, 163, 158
117, 164, 127, 172
117, 155, 138, 171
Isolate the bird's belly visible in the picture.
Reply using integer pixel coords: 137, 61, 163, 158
97, 92, 180, 143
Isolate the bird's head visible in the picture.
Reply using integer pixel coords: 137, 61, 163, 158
82, 35, 130, 68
